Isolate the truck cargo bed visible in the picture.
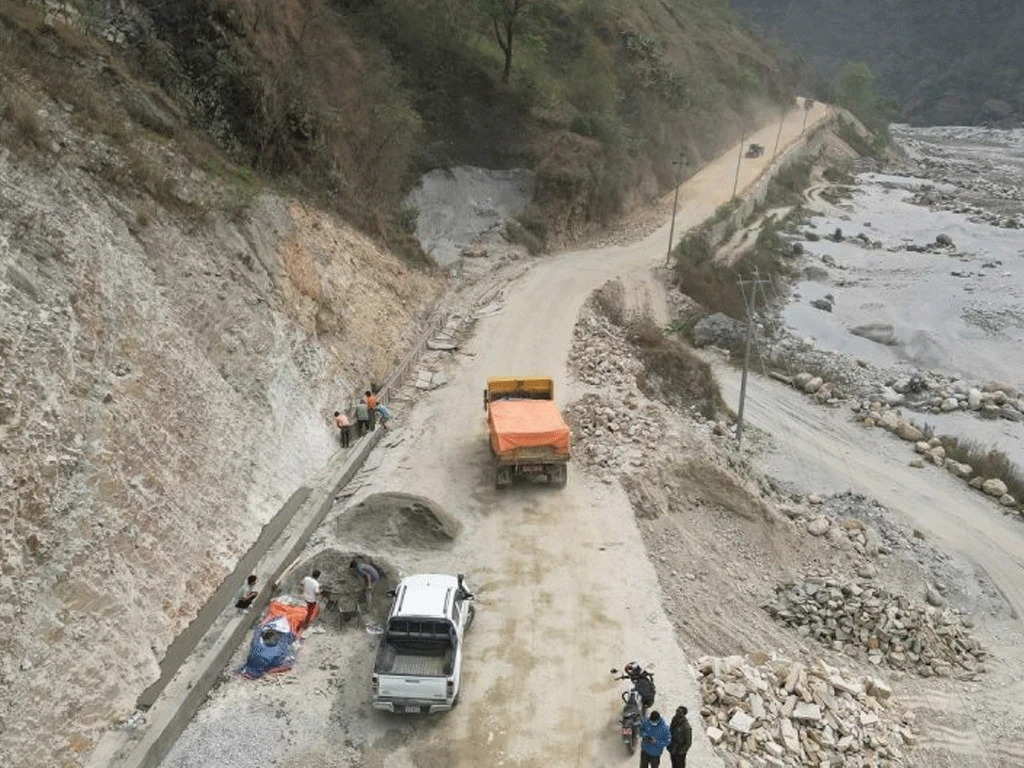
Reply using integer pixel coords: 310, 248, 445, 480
488, 399, 571, 457
386, 654, 449, 677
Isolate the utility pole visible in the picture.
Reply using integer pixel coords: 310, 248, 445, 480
772, 108, 785, 158
801, 97, 813, 135
665, 153, 687, 267
731, 132, 745, 201
735, 269, 771, 449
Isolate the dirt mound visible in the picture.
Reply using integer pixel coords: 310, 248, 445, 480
336, 492, 459, 549
282, 549, 398, 625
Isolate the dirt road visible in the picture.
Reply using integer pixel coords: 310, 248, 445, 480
161, 101, 830, 768
715, 367, 1024, 766
350, 103, 831, 767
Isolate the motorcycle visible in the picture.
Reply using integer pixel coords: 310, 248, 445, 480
610, 662, 656, 753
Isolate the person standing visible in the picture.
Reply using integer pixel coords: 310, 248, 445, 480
301, 569, 321, 631
354, 399, 370, 437
668, 706, 692, 768
639, 710, 672, 768
334, 410, 351, 448
349, 559, 381, 609
364, 390, 378, 431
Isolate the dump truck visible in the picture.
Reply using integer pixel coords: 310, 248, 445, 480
484, 377, 571, 489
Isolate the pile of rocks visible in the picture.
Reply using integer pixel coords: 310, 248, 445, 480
788, 508, 887, 559
851, 401, 1020, 509
874, 378, 1024, 423
568, 309, 643, 390
563, 394, 663, 473
764, 577, 986, 678
696, 654, 915, 767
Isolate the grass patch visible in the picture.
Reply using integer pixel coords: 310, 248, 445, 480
671, 221, 795, 321
938, 437, 1024, 507
627, 313, 726, 420
766, 158, 812, 206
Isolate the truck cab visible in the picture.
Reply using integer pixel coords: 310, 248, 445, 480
371, 574, 474, 713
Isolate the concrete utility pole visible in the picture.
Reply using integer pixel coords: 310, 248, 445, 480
772, 109, 785, 158
735, 269, 771, 449
801, 98, 813, 135
731, 132, 745, 201
665, 153, 687, 267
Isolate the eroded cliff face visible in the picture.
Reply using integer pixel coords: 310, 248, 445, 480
0, 144, 439, 764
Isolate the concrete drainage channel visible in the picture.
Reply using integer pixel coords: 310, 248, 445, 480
89, 307, 451, 768
88, 429, 383, 768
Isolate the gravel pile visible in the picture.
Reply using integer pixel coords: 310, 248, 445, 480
568, 310, 643, 390
564, 394, 663, 472
696, 654, 915, 767
764, 577, 986, 678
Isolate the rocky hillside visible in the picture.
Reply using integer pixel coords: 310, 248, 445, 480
733, 0, 1024, 126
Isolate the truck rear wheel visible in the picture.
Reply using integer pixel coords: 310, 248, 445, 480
549, 464, 567, 489
495, 466, 512, 490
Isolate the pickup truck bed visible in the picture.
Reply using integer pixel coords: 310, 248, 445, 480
386, 653, 448, 677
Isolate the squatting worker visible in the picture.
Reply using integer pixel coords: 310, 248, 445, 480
668, 706, 692, 768
334, 410, 351, 448
234, 574, 258, 609
301, 569, 321, 630
639, 710, 672, 768
354, 399, 370, 437
364, 390, 378, 431
349, 559, 380, 607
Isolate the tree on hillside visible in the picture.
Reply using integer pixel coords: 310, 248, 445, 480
833, 61, 898, 133
484, 0, 533, 83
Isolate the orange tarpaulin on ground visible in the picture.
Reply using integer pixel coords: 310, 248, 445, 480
489, 399, 571, 456
265, 598, 318, 635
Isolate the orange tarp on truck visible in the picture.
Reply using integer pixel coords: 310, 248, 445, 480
489, 399, 571, 456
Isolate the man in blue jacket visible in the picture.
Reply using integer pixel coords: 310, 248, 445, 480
639, 710, 672, 768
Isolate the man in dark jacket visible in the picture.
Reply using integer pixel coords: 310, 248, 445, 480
668, 706, 693, 768
639, 710, 672, 768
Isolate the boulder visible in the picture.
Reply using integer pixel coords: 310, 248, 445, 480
693, 313, 746, 349
940, 397, 959, 412
804, 377, 824, 394
810, 298, 833, 312
981, 404, 1001, 419
914, 441, 930, 454
878, 412, 899, 431
807, 516, 830, 536
880, 388, 905, 406
895, 422, 924, 441
968, 388, 983, 410
793, 372, 813, 389
728, 711, 756, 734
792, 702, 822, 722
969, 477, 984, 489
850, 323, 898, 346
1001, 406, 1022, 422
935, 234, 954, 247
1000, 494, 1017, 508
982, 478, 1008, 497
928, 446, 946, 463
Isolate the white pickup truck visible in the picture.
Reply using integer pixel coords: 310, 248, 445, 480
371, 573, 474, 713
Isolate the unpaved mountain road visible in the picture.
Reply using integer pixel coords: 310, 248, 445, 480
162, 102, 829, 768
348, 102, 831, 768
715, 367, 1024, 767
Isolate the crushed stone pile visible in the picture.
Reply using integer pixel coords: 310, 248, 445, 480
563, 394, 663, 472
764, 577, 986, 678
568, 309, 643, 389
696, 654, 915, 767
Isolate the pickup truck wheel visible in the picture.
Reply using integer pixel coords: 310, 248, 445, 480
550, 465, 567, 489
495, 466, 511, 490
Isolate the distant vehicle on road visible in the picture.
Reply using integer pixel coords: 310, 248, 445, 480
484, 376, 571, 489
371, 574, 474, 713
745, 143, 765, 158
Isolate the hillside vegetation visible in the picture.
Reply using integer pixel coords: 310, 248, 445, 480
4, 0, 797, 246
733, 0, 1024, 126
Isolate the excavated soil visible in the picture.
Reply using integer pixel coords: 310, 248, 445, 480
335, 492, 460, 550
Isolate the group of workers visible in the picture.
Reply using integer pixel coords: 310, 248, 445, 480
640, 707, 693, 768
333, 390, 392, 449
234, 558, 382, 630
